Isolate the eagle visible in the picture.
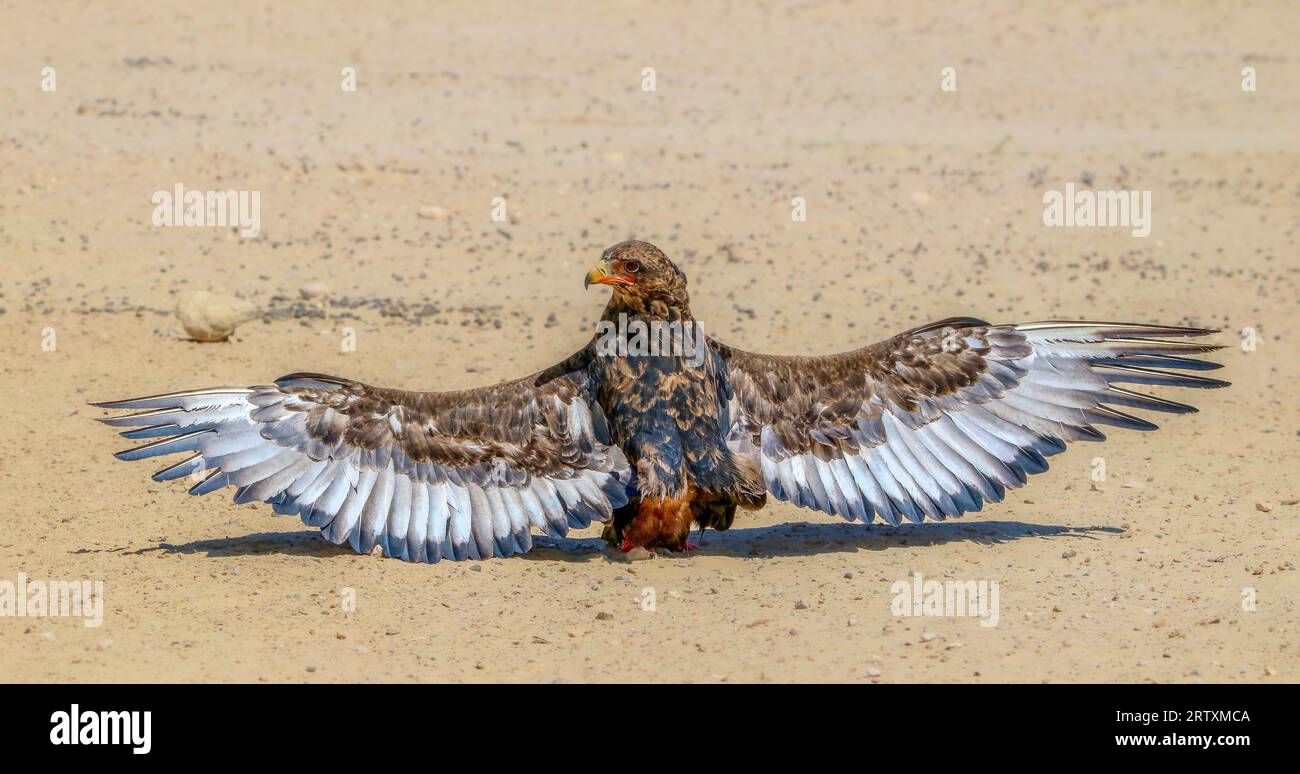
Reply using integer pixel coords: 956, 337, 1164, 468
94, 240, 1228, 562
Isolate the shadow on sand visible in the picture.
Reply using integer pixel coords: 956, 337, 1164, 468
119, 519, 1122, 564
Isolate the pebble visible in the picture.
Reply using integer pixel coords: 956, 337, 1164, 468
595, 611, 614, 621
1255, 502, 1273, 513
610, 546, 653, 562
175, 291, 257, 342
417, 205, 449, 220
299, 281, 330, 300
866, 666, 882, 677
1061, 549, 1077, 559
794, 599, 809, 610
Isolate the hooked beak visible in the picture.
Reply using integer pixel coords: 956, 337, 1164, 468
584, 259, 632, 289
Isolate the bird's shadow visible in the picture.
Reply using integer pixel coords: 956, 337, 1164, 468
122, 520, 1122, 564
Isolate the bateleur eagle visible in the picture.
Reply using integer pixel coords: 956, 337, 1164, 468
95, 240, 1229, 561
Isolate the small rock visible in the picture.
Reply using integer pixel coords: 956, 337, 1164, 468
175, 291, 257, 342
614, 546, 654, 562
595, 611, 614, 621
1061, 549, 1077, 559
305, 665, 317, 673
843, 571, 854, 579
794, 600, 809, 610
299, 281, 330, 300
921, 632, 936, 642
417, 205, 448, 220
1255, 502, 1273, 513
866, 665, 882, 677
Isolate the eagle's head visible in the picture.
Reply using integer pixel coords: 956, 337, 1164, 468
584, 240, 687, 309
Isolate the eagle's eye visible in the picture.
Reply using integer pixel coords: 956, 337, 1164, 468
622, 260, 641, 274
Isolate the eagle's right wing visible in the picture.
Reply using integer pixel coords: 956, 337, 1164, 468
713, 320, 1228, 524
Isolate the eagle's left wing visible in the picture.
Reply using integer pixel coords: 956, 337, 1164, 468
711, 319, 1228, 524
93, 354, 631, 562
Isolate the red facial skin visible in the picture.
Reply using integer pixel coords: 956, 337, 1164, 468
584, 259, 638, 287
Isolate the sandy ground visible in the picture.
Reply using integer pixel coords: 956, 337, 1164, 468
1, 1, 1297, 683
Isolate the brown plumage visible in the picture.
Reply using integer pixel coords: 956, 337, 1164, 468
93, 240, 1229, 562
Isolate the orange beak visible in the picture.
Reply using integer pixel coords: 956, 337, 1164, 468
584, 259, 633, 289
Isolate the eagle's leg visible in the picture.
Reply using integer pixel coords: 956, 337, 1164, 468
690, 490, 738, 537
619, 488, 697, 553
602, 499, 640, 547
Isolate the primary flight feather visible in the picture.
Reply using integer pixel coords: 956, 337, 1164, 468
94, 240, 1228, 562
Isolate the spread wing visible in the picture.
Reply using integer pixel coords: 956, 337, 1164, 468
713, 319, 1228, 524
93, 352, 631, 562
